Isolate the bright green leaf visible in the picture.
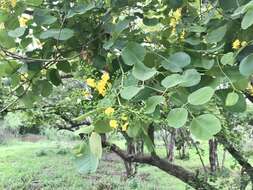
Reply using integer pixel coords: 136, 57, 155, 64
190, 114, 221, 140
162, 52, 191, 72
167, 108, 188, 128
180, 69, 201, 87
132, 62, 157, 81
40, 28, 74, 41
144, 96, 165, 114
239, 54, 253, 76
122, 42, 146, 66
75, 125, 94, 135
161, 74, 182, 88
89, 132, 102, 159
225, 92, 239, 106
120, 86, 143, 100
188, 86, 215, 105
241, 8, 253, 29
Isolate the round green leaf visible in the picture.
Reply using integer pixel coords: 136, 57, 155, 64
180, 69, 201, 87
188, 86, 214, 105
89, 132, 102, 159
47, 69, 62, 86
120, 86, 143, 100
162, 52, 191, 72
167, 108, 188, 128
225, 92, 239, 106
40, 28, 74, 41
8, 27, 26, 38
190, 114, 221, 140
239, 54, 253, 76
161, 74, 182, 88
40, 80, 53, 97
221, 52, 234, 66
122, 42, 146, 66
205, 25, 227, 43
132, 62, 157, 81
144, 96, 165, 114
241, 8, 253, 30
75, 125, 94, 135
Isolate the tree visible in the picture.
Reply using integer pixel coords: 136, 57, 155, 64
1, 0, 253, 189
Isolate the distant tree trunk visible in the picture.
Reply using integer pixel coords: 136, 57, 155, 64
168, 129, 176, 162
124, 140, 136, 177
209, 138, 219, 173
136, 140, 144, 155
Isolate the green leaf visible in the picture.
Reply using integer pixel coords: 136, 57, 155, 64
8, 27, 26, 38
89, 132, 102, 159
127, 121, 142, 138
33, 9, 57, 25
239, 53, 253, 76
67, 3, 96, 18
47, 69, 62, 86
120, 86, 143, 100
180, 69, 201, 87
73, 143, 99, 174
225, 92, 239, 106
221, 52, 234, 66
0, 30, 16, 48
25, 0, 43, 6
94, 120, 113, 133
161, 74, 182, 88
162, 52, 191, 72
167, 108, 188, 128
122, 42, 146, 66
40, 80, 53, 97
190, 114, 221, 140
56, 61, 72, 73
205, 25, 227, 43
40, 28, 74, 41
75, 125, 94, 135
132, 62, 157, 81
144, 96, 165, 114
241, 8, 253, 29
188, 86, 215, 105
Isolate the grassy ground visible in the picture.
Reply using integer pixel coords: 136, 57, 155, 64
0, 138, 250, 190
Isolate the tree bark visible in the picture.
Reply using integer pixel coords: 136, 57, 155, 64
103, 141, 217, 190
168, 129, 176, 162
217, 134, 253, 183
209, 138, 219, 172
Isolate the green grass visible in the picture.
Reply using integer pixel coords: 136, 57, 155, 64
0, 138, 251, 190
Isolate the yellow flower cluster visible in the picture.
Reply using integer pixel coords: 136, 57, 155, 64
86, 72, 110, 96
10, 0, 17, 7
106, 111, 129, 131
105, 107, 114, 116
19, 15, 32, 27
247, 83, 253, 96
232, 39, 247, 50
109, 120, 118, 129
169, 8, 182, 35
82, 90, 91, 98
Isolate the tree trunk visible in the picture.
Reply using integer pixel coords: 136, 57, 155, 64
209, 138, 219, 173
168, 129, 176, 162
103, 141, 217, 190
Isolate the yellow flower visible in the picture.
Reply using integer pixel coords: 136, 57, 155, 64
86, 78, 96, 88
104, 107, 114, 116
96, 80, 107, 96
121, 115, 128, 121
18, 14, 32, 27
109, 120, 118, 129
241, 41, 247, 47
101, 72, 110, 82
82, 90, 90, 97
180, 30, 185, 40
10, 0, 17, 7
122, 122, 128, 131
232, 39, 241, 50
247, 83, 253, 96
173, 8, 182, 22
